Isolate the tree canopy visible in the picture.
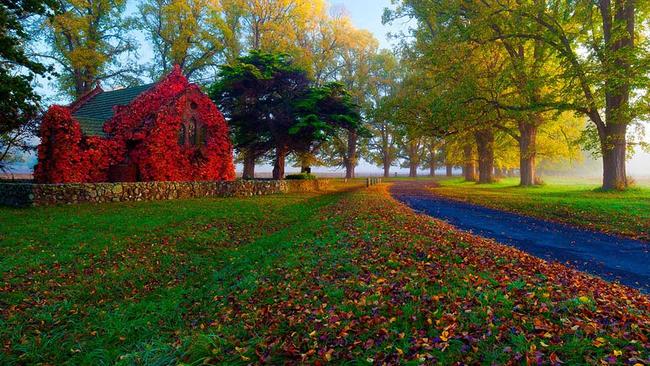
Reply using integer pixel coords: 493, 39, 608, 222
385, 0, 649, 189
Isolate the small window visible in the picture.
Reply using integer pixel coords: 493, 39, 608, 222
178, 124, 186, 146
190, 101, 198, 110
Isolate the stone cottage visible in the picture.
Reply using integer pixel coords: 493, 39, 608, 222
35, 66, 235, 183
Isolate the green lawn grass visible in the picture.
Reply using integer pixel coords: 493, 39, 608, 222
432, 177, 650, 241
1, 185, 648, 365
0, 191, 345, 364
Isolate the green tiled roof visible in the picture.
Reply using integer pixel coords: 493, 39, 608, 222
73, 84, 155, 137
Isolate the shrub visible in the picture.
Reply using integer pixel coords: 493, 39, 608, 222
286, 173, 317, 180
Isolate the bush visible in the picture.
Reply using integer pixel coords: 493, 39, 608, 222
286, 173, 317, 180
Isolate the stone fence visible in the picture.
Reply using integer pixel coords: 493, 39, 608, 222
0, 179, 332, 207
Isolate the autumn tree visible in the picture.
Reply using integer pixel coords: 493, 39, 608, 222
138, 0, 235, 79
225, 0, 332, 70
35, 0, 140, 98
364, 50, 401, 177
192, 1, 380, 178
366, 97, 401, 177
398, 129, 425, 178
509, 0, 649, 190
420, 137, 444, 177
322, 28, 379, 178
441, 134, 477, 181
389, 0, 649, 190
210, 0, 369, 174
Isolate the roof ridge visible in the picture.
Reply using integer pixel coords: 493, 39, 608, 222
69, 84, 104, 113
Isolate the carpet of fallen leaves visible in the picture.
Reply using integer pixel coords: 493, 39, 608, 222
181, 185, 649, 365
1, 184, 648, 365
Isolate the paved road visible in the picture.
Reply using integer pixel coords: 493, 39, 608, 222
390, 182, 650, 293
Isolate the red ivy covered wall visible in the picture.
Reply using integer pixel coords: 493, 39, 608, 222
34, 66, 235, 183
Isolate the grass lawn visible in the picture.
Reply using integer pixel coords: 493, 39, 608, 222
1, 185, 648, 365
431, 177, 650, 241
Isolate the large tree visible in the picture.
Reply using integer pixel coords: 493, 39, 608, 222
364, 50, 401, 177
510, 0, 648, 190
366, 97, 401, 178
322, 28, 379, 178
467, 0, 648, 189
290, 82, 362, 173
138, 0, 235, 79
35, 0, 140, 98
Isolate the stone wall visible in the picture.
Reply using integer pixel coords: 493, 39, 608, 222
0, 179, 332, 207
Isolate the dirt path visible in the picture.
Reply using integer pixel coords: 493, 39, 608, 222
390, 181, 650, 293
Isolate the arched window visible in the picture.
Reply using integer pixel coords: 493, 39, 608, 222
199, 124, 208, 146
188, 119, 197, 146
178, 124, 186, 146
179, 116, 207, 148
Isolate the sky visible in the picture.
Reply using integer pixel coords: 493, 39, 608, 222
334, 0, 400, 48
13, 0, 650, 177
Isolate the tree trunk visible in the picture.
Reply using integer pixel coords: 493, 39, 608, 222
429, 145, 437, 177
344, 130, 357, 179
300, 154, 311, 174
519, 121, 538, 186
383, 159, 391, 178
445, 164, 453, 177
475, 129, 495, 184
601, 124, 627, 190
463, 143, 476, 182
597, 0, 633, 190
409, 163, 418, 178
272, 145, 287, 180
242, 150, 256, 180
408, 140, 419, 178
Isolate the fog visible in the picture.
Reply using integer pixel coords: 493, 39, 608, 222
628, 151, 650, 178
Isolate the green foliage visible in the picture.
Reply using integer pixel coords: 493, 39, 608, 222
290, 82, 362, 142
386, 0, 650, 189
210, 51, 361, 164
0, 0, 57, 133
363, 51, 403, 173
210, 50, 312, 165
